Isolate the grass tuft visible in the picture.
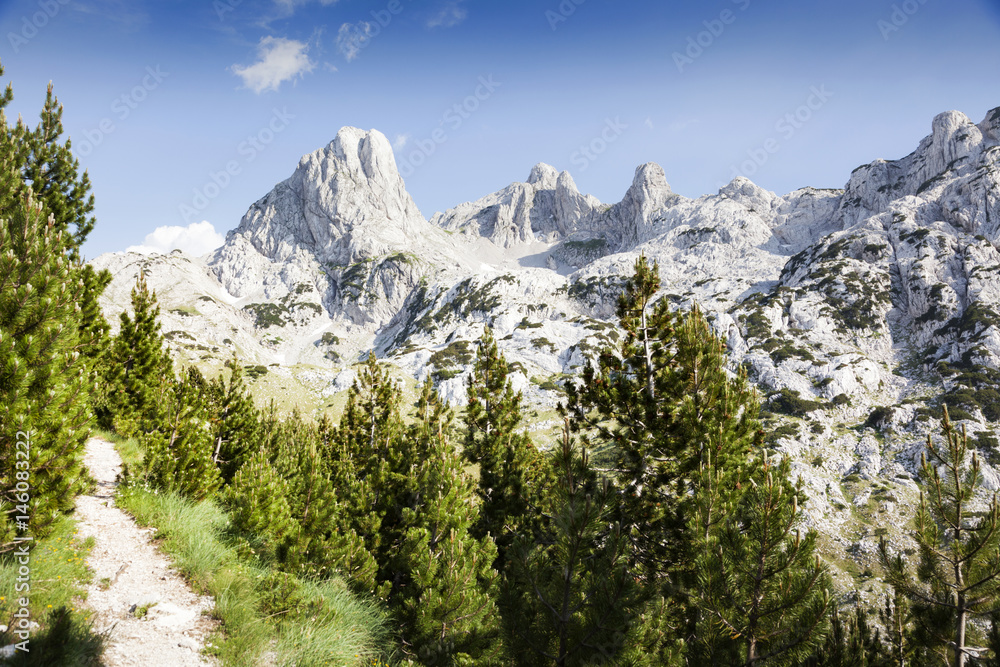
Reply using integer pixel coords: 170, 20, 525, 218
116, 482, 390, 666
0, 518, 107, 666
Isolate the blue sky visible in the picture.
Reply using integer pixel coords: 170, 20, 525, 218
2, 0, 999, 258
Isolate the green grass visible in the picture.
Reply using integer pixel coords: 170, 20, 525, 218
0, 518, 107, 666
116, 477, 389, 666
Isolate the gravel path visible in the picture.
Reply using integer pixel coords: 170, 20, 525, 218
75, 437, 219, 666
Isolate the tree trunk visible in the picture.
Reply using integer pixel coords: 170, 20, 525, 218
955, 597, 966, 667
640, 305, 655, 401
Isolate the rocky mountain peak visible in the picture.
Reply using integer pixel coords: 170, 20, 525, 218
431, 161, 601, 248
216, 127, 425, 268
527, 162, 560, 189
207, 127, 441, 325
601, 162, 675, 249
980, 107, 1000, 141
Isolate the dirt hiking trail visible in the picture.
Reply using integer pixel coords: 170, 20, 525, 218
75, 437, 219, 666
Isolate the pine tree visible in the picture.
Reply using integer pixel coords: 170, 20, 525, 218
0, 60, 107, 548
77, 263, 111, 369
207, 357, 260, 483
332, 354, 408, 572
499, 422, 645, 666
272, 417, 342, 578
879, 407, 1000, 667
140, 369, 221, 500
564, 255, 765, 659
395, 382, 503, 664
804, 605, 892, 667
878, 589, 916, 667
694, 456, 831, 666
222, 448, 296, 563
19, 83, 95, 259
103, 272, 174, 434
0, 192, 93, 548
464, 328, 545, 567
564, 256, 762, 582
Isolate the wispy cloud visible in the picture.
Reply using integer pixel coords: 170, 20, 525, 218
336, 21, 374, 62
232, 36, 315, 93
393, 134, 410, 150
427, 1, 467, 28
273, 0, 339, 13
127, 221, 225, 257
73, 0, 150, 31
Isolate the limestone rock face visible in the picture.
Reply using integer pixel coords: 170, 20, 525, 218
430, 162, 602, 247
223, 126, 424, 267
209, 127, 453, 327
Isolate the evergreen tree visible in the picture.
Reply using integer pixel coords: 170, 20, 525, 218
499, 422, 643, 666
0, 192, 93, 548
879, 407, 1000, 667
223, 448, 296, 563
332, 353, 408, 574
102, 272, 174, 434
564, 255, 765, 659
207, 357, 260, 483
396, 382, 502, 665
878, 589, 916, 667
804, 605, 891, 667
693, 457, 831, 666
564, 256, 762, 582
272, 416, 342, 578
464, 328, 545, 567
77, 263, 112, 370
140, 368, 221, 500
0, 60, 107, 548
18, 83, 95, 258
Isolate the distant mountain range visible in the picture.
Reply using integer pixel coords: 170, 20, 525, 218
92, 106, 1000, 594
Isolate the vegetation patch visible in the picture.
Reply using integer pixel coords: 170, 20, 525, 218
429, 340, 475, 382
117, 484, 388, 666
766, 388, 824, 417
243, 292, 324, 329
0, 518, 106, 665
244, 364, 269, 380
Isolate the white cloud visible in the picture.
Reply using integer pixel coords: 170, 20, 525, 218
127, 221, 226, 257
393, 133, 410, 150
274, 0, 339, 12
336, 22, 374, 62
232, 36, 315, 94
427, 1, 467, 28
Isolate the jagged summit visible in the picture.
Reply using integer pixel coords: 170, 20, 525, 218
208, 127, 455, 326
430, 161, 601, 248
214, 127, 426, 268
526, 162, 560, 188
